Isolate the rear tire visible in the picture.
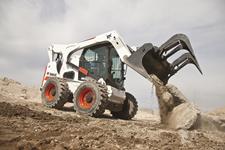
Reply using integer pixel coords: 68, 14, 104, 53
41, 77, 70, 109
73, 80, 108, 117
111, 92, 138, 120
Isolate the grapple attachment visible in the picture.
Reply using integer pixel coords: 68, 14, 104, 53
124, 34, 202, 84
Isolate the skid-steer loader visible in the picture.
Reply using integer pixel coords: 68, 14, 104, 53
40, 31, 202, 120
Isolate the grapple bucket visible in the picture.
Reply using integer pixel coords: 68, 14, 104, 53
124, 34, 202, 84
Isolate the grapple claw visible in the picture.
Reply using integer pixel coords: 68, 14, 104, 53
170, 53, 203, 77
124, 34, 202, 84
159, 34, 196, 59
159, 34, 202, 76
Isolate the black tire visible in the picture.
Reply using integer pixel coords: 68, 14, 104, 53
67, 92, 74, 103
111, 92, 138, 120
73, 80, 108, 117
41, 77, 70, 109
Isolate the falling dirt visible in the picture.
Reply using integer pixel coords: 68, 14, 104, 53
0, 77, 225, 150
148, 75, 199, 130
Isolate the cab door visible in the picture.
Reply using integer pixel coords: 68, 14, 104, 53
79, 44, 109, 80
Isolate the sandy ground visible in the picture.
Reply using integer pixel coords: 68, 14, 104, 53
0, 77, 225, 150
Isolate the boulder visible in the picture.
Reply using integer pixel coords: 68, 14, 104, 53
167, 102, 200, 130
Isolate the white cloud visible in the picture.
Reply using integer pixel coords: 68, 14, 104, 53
0, 0, 225, 110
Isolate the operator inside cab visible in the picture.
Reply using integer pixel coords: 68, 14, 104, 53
79, 43, 125, 90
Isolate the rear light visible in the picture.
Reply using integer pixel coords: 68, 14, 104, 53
41, 66, 48, 87
44, 76, 49, 80
79, 67, 88, 76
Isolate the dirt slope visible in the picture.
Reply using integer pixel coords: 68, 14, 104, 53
0, 77, 225, 150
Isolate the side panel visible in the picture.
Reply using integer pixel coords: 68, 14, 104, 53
41, 62, 58, 87
107, 85, 126, 104
67, 81, 82, 93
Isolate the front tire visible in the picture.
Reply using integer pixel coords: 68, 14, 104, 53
111, 92, 138, 120
41, 77, 70, 109
73, 80, 108, 117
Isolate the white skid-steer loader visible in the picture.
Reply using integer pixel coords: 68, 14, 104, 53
40, 31, 202, 120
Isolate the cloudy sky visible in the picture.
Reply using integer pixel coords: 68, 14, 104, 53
0, 0, 225, 111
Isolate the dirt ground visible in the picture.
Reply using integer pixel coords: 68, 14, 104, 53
0, 77, 225, 150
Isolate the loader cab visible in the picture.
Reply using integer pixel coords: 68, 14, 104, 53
79, 43, 126, 90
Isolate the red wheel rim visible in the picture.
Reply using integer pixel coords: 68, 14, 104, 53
78, 88, 96, 109
45, 83, 56, 101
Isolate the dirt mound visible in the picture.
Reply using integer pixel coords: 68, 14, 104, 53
208, 106, 225, 117
1, 101, 225, 150
0, 102, 87, 123
0, 102, 55, 119
0, 77, 40, 103
0, 76, 225, 149
195, 107, 225, 132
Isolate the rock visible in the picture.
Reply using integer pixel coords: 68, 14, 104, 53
162, 92, 174, 106
2, 81, 10, 86
150, 75, 201, 130
21, 88, 27, 94
55, 144, 67, 150
2, 77, 21, 85
166, 84, 187, 105
167, 102, 200, 130
20, 94, 28, 99
16, 140, 36, 150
